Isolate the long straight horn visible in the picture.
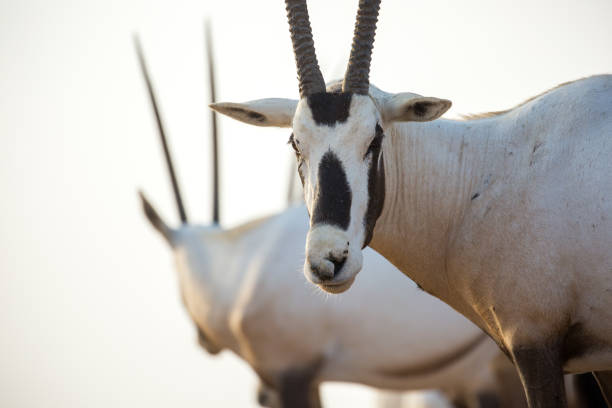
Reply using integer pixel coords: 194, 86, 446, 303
134, 35, 188, 224
205, 21, 220, 225
285, 0, 326, 97
342, 0, 381, 95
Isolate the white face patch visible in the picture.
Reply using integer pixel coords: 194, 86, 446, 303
291, 94, 384, 292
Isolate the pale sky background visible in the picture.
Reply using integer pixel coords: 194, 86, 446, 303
0, 0, 611, 407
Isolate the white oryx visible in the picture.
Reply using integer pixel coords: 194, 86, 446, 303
135, 35, 528, 408
210, 1, 612, 407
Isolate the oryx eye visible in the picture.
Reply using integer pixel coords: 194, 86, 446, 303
365, 124, 384, 158
288, 133, 301, 156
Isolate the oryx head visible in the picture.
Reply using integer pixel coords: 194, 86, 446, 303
211, 0, 451, 293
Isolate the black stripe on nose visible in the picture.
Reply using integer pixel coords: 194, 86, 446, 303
312, 151, 351, 230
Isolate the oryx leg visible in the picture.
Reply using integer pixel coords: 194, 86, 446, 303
277, 366, 321, 408
511, 343, 567, 408
593, 371, 612, 407
572, 373, 608, 408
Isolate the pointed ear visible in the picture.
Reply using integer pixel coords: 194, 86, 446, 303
209, 98, 298, 128
381, 94, 452, 123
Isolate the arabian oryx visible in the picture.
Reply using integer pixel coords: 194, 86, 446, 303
209, 1, 612, 407
134, 34, 533, 408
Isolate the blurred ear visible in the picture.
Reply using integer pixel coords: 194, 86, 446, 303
138, 190, 174, 245
210, 98, 298, 128
382, 93, 452, 123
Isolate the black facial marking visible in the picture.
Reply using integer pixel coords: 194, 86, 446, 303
363, 124, 386, 248
364, 125, 384, 159
227, 106, 265, 122
312, 151, 351, 230
307, 92, 352, 126
471, 192, 480, 200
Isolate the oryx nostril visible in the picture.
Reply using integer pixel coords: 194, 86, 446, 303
257, 391, 268, 406
328, 255, 347, 276
310, 262, 334, 281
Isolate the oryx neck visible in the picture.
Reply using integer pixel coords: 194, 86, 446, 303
369, 117, 504, 299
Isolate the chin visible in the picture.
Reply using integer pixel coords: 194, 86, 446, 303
318, 277, 356, 294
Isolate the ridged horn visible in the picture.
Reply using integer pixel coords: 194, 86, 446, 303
285, 0, 326, 98
343, 0, 381, 95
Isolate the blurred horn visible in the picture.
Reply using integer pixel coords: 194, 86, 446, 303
205, 20, 220, 225
134, 35, 188, 224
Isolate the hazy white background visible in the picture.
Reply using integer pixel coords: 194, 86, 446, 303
0, 0, 610, 406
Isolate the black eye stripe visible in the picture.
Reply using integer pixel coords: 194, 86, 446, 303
365, 124, 384, 158
307, 92, 352, 126
363, 123, 386, 248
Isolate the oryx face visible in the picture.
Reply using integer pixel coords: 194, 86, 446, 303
211, 0, 450, 293
289, 92, 385, 292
